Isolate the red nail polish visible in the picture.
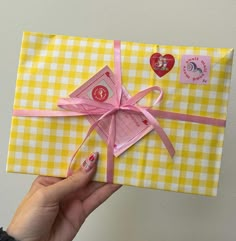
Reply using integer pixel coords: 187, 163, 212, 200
81, 152, 98, 172
89, 155, 95, 161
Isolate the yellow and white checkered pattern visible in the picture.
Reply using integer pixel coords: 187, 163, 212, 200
7, 32, 233, 196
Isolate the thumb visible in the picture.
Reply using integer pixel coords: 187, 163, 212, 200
45, 152, 98, 202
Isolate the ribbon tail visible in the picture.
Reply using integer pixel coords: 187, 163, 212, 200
67, 108, 117, 176
67, 120, 101, 176
137, 107, 175, 158
106, 114, 116, 183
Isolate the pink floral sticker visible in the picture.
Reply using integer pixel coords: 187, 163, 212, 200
180, 55, 211, 84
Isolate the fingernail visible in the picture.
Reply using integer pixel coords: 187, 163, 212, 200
81, 152, 98, 172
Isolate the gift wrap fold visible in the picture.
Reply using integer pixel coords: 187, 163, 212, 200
7, 32, 234, 196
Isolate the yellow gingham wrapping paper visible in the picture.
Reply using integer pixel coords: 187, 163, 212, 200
7, 32, 233, 196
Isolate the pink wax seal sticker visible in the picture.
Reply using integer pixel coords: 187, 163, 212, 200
92, 85, 109, 102
180, 55, 211, 84
150, 53, 175, 77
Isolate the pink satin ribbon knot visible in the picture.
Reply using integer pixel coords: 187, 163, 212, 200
58, 84, 175, 182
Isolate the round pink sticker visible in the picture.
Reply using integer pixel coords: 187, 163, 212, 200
92, 85, 109, 102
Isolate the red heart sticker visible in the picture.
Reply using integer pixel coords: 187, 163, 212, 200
150, 53, 175, 77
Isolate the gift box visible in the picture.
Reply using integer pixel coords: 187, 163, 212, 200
7, 31, 234, 196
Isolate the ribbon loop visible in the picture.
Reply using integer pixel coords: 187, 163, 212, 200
58, 97, 114, 114
124, 86, 163, 108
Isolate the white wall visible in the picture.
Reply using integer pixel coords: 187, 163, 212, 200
0, 0, 236, 240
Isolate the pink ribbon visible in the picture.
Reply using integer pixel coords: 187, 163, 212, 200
56, 41, 175, 181
58, 84, 175, 181
13, 40, 226, 183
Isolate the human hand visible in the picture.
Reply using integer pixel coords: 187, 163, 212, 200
7, 152, 121, 241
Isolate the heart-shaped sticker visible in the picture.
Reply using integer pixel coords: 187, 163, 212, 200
150, 53, 175, 77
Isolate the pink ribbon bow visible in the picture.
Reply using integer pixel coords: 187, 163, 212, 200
58, 40, 175, 182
